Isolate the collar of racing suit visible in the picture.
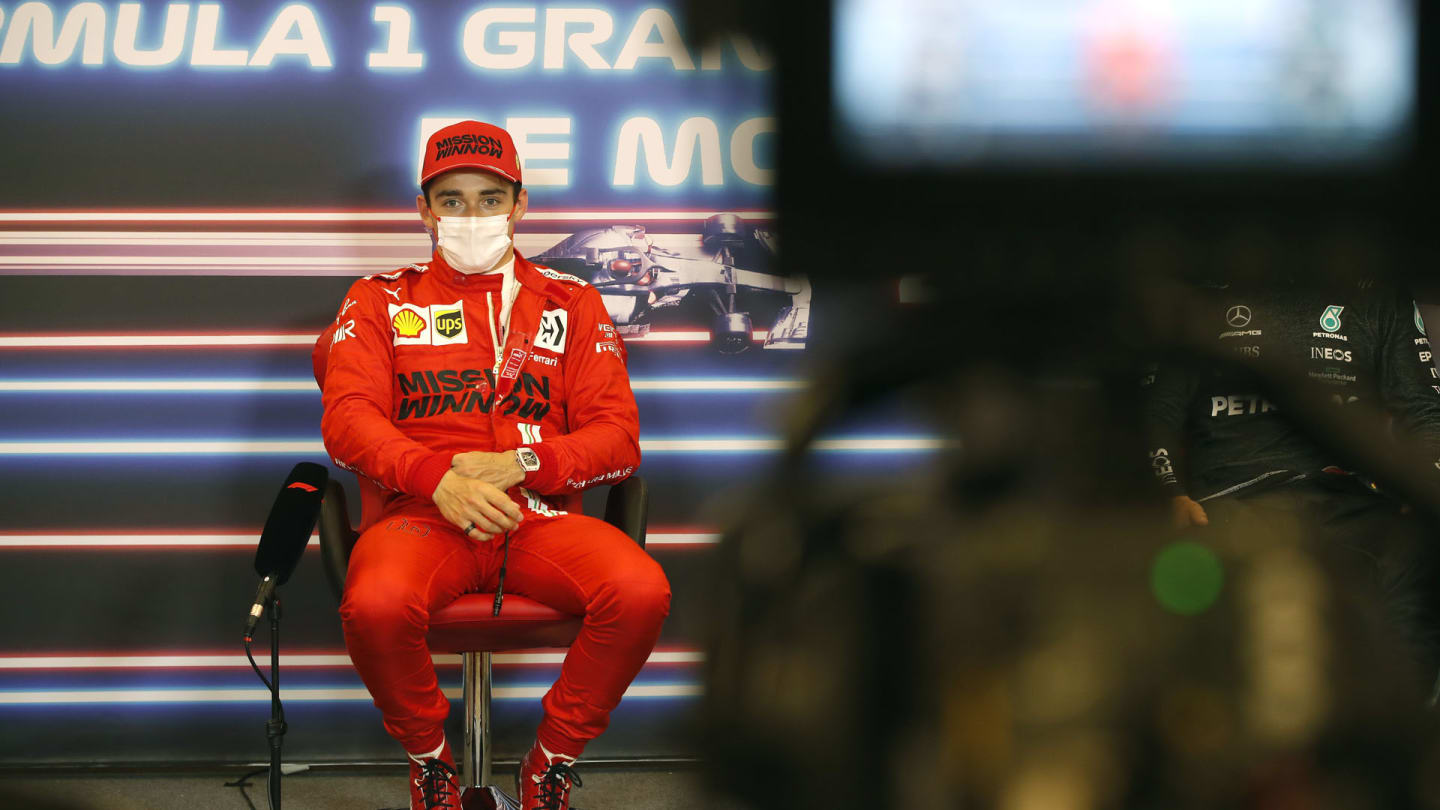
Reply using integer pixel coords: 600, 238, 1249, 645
427, 248, 580, 308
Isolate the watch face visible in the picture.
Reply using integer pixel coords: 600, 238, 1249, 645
518, 448, 541, 471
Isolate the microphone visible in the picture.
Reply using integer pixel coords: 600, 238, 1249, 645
244, 462, 329, 639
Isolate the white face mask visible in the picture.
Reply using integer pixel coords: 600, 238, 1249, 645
433, 213, 512, 273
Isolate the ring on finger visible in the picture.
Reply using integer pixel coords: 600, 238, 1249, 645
465, 522, 478, 534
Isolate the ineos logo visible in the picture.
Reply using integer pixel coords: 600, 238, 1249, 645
1226, 306, 1252, 328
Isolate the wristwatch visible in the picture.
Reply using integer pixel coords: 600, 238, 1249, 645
515, 447, 541, 473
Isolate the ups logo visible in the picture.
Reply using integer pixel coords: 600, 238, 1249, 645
435, 309, 465, 339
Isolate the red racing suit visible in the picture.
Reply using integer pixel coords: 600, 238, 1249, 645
313, 249, 666, 759
313, 249, 641, 527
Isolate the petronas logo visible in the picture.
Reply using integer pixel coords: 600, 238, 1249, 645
1320, 305, 1344, 333
1417, 302, 1428, 336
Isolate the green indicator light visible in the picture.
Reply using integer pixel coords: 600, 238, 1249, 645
1151, 541, 1224, 615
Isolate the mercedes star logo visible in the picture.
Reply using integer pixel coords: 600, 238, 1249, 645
1226, 305, 1252, 328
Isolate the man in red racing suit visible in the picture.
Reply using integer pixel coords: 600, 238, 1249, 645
312, 120, 669, 810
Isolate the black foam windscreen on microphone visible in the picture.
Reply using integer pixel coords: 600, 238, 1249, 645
253, 462, 329, 585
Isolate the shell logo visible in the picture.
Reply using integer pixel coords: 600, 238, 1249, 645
392, 308, 428, 338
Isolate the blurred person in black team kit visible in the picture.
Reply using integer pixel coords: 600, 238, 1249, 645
1141, 270, 1440, 696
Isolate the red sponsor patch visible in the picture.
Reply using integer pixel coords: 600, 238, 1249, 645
287, 482, 319, 492
595, 340, 621, 358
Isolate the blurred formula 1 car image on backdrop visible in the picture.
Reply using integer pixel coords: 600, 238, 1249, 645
535, 213, 809, 354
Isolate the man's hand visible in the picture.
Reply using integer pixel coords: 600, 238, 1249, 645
433, 470, 523, 541
451, 451, 526, 491
1171, 495, 1210, 530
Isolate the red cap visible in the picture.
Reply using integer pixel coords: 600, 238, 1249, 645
419, 120, 521, 187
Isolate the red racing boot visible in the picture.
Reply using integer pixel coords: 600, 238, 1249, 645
407, 739, 462, 810
515, 740, 583, 810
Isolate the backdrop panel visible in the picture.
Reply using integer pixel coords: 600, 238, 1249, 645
0, 0, 934, 766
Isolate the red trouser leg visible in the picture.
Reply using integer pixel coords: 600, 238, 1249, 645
340, 511, 670, 759
503, 513, 671, 757
340, 516, 486, 756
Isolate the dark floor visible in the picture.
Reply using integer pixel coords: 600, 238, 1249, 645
0, 764, 723, 810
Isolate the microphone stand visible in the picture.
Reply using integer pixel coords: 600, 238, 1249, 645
266, 595, 286, 810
